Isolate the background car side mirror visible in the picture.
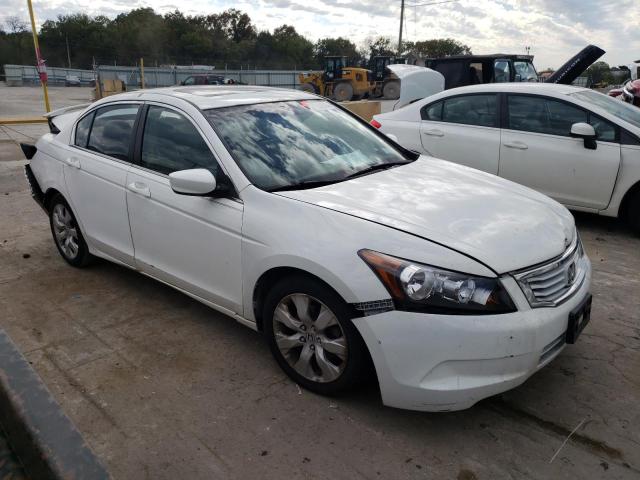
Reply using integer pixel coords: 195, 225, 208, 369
570, 123, 597, 150
169, 169, 217, 196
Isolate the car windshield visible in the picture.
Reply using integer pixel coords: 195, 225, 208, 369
205, 100, 411, 191
571, 90, 640, 129
514, 61, 538, 82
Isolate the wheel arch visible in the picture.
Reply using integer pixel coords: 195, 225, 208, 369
43, 187, 65, 212
252, 267, 355, 332
618, 179, 640, 220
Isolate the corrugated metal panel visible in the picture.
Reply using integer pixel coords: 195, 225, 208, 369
3, 64, 305, 89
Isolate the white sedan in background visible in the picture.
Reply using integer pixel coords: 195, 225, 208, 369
23, 86, 591, 412
372, 83, 640, 233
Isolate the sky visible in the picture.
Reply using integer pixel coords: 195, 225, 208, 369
1, 0, 638, 69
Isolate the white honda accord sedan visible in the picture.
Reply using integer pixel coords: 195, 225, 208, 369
23, 86, 592, 412
372, 83, 640, 233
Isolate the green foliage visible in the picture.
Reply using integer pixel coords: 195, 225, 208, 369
584, 61, 613, 85
0, 8, 475, 72
314, 37, 360, 66
403, 38, 472, 58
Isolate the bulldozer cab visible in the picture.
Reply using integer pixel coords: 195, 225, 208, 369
324, 56, 348, 82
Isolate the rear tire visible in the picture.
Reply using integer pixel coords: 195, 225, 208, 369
382, 80, 400, 99
49, 194, 93, 267
333, 82, 354, 102
626, 191, 640, 234
263, 275, 369, 396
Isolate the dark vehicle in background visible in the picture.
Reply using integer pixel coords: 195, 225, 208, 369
425, 54, 538, 90
426, 45, 605, 91
180, 74, 236, 86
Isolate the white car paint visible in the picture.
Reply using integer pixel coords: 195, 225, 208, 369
27, 86, 592, 412
372, 82, 640, 219
386, 64, 444, 110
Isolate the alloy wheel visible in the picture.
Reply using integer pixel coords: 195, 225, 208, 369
52, 203, 79, 259
273, 293, 348, 383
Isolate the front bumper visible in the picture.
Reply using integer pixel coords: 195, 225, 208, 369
353, 260, 592, 412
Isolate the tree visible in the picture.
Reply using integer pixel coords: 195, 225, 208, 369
314, 37, 360, 67
362, 36, 395, 59
584, 61, 613, 85
403, 38, 472, 58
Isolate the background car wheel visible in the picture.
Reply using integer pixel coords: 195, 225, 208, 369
263, 275, 369, 396
299, 83, 317, 94
333, 82, 354, 102
49, 194, 93, 267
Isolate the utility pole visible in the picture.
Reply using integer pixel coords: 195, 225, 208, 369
65, 34, 71, 68
398, 0, 405, 56
26, 0, 50, 112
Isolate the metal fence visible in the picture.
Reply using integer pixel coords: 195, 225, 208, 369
3, 64, 306, 89
3, 64, 95, 86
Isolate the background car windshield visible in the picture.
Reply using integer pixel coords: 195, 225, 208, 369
205, 100, 408, 190
571, 90, 640, 129
514, 61, 538, 82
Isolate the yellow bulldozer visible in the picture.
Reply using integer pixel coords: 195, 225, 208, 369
298, 56, 374, 102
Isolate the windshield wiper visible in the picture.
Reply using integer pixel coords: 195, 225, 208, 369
343, 161, 411, 180
268, 179, 343, 192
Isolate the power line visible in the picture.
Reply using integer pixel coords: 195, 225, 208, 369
405, 0, 459, 7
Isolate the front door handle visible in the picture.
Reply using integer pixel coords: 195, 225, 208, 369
503, 141, 528, 150
64, 157, 81, 169
127, 181, 151, 198
423, 129, 444, 137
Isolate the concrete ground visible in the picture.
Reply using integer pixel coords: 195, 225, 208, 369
1, 86, 639, 479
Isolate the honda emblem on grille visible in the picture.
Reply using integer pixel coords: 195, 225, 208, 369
567, 262, 576, 285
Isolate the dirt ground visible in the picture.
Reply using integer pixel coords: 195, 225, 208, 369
1, 85, 639, 479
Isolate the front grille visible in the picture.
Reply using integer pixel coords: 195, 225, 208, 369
513, 235, 587, 308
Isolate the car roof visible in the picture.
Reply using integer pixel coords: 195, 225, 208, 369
439, 82, 589, 97
99, 86, 318, 110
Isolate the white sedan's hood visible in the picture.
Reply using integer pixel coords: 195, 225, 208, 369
277, 157, 575, 274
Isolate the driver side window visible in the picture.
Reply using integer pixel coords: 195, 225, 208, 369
140, 106, 219, 176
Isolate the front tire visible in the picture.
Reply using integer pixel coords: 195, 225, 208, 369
263, 275, 369, 396
49, 194, 93, 267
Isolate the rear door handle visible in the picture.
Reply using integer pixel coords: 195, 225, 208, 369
423, 129, 444, 137
127, 181, 151, 198
503, 141, 528, 150
64, 157, 81, 169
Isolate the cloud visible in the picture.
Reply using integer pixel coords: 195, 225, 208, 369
2, 0, 638, 68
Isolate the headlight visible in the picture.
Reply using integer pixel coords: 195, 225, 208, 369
358, 250, 516, 314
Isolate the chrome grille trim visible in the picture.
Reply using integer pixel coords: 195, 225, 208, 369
512, 234, 587, 308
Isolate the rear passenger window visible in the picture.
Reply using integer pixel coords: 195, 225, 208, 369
140, 106, 219, 176
507, 95, 587, 137
74, 112, 94, 148
421, 101, 442, 121
86, 105, 139, 161
442, 95, 497, 127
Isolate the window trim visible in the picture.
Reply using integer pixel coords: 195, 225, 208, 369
74, 110, 95, 148
132, 101, 239, 198
420, 93, 500, 129
70, 101, 143, 165
503, 93, 620, 143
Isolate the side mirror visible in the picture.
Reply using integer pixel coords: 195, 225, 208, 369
169, 169, 217, 196
570, 122, 597, 150
386, 133, 399, 143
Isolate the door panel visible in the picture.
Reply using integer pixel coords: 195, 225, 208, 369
500, 94, 621, 209
64, 149, 134, 263
499, 130, 620, 208
420, 121, 501, 174
126, 168, 244, 312
126, 104, 243, 313
63, 104, 140, 264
